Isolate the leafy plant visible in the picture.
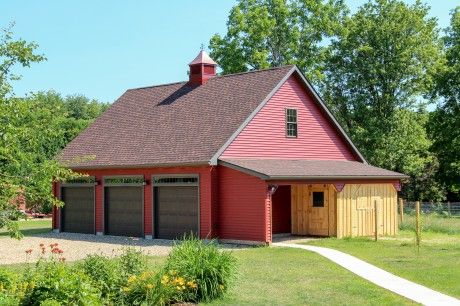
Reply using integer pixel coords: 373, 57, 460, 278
118, 248, 147, 278
163, 236, 237, 302
78, 254, 122, 301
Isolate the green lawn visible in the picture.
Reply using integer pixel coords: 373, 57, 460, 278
205, 247, 414, 305
304, 231, 460, 299
400, 214, 460, 235
1, 244, 413, 305
0, 218, 52, 237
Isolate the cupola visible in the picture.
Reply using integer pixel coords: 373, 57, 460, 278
188, 50, 217, 85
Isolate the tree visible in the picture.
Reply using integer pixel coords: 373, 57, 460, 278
0, 25, 86, 238
209, 0, 346, 83
429, 7, 460, 199
321, 0, 445, 200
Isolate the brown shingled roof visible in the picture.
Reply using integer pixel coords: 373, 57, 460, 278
219, 159, 407, 180
58, 66, 295, 169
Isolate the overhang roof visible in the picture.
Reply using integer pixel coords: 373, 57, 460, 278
219, 159, 408, 180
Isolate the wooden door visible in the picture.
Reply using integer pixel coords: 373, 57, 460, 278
308, 187, 329, 236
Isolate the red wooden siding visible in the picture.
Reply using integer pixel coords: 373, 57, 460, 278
217, 166, 270, 243
56, 166, 213, 238
220, 75, 358, 161
271, 185, 291, 234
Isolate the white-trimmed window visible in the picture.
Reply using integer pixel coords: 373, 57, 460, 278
286, 108, 298, 137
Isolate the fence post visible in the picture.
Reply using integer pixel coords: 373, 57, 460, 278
374, 199, 378, 242
415, 201, 421, 251
399, 198, 404, 224
448, 201, 451, 217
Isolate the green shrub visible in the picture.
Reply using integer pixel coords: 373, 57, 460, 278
79, 254, 122, 301
163, 236, 237, 303
0, 268, 16, 289
21, 259, 101, 305
118, 248, 147, 278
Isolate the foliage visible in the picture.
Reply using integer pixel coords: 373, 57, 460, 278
0, 23, 45, 98
429, 7, 460, 198
0, 239, 237, 305
3, 243, 102, 305
164, 236, 237, 302
400, 213, 460, 235
118, 247, 147, 278
121, 270, 198, 306
209, 0, 346, 84
0, 25, 108, 238
321, 0, 445, 201
78, 254, 122, 301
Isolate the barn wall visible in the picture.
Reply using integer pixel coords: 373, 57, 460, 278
272, 185, 291, 234
220, 75, 359, 161
56, 165, 214, 238
217, 166, 270, 243
336, 184, 397, 238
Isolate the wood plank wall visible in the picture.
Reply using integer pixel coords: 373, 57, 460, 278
291, 184, 336, 236
336, 184, 397, 238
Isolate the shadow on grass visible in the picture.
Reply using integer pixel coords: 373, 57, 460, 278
0, 227, 52, 237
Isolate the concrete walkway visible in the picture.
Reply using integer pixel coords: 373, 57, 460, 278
274, 242, 460, 306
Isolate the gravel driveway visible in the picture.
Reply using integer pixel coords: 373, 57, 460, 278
0, 232, 173, 265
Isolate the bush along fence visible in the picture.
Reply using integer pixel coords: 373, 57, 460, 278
398, 199, 460, 235
0, 236, 237, 305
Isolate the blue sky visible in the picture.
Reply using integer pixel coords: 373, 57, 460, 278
2, 1, 457, 102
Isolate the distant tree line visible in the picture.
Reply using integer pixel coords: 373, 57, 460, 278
210, 0, 460, 202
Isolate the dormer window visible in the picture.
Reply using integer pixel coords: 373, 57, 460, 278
286, 108, 297, 137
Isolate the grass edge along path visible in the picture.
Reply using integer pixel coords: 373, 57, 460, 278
204, 247, 415, 305
304, 232, 460, 299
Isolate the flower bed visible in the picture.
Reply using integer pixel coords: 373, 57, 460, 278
0, 237, 237, 305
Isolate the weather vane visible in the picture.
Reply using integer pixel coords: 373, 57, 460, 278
200, 43, 204, 51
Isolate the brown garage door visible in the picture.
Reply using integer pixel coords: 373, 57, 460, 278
155, 186, 198, 239
105, 186, 143, 237
61, 186, 94, 234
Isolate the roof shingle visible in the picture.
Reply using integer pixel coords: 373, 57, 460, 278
58, 66, 295, 168
219, 159, 407, 180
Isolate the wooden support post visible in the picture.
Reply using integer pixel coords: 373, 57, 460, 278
415, 201, 421, 250
399, 198, 404, 224
374, 199, 378, 242
448, 201, 451, 217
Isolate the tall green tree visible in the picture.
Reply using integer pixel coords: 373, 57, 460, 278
209, 0, 346, 83
321, 0, 445, 201
0, 25, 93, 238
429, 7, 460, 199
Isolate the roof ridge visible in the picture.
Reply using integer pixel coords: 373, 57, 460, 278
213, 65, 295, 79
125, 65, 295, 92
127, 81, 188, 91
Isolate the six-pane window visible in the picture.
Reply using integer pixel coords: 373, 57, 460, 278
286, 108, 298, 137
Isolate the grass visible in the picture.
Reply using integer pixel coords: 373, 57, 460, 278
205, 247, 414, 305
1, 245, 413, 305
304, 230, 460, 299
400, 213, 460, 235
0, 218, 52, 237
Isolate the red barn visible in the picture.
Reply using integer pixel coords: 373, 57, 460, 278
54, 51, 406, 244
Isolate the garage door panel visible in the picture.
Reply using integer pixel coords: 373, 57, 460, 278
61, 186, 94, 234
156, 185, 198, 240
105, 186, 143, 237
